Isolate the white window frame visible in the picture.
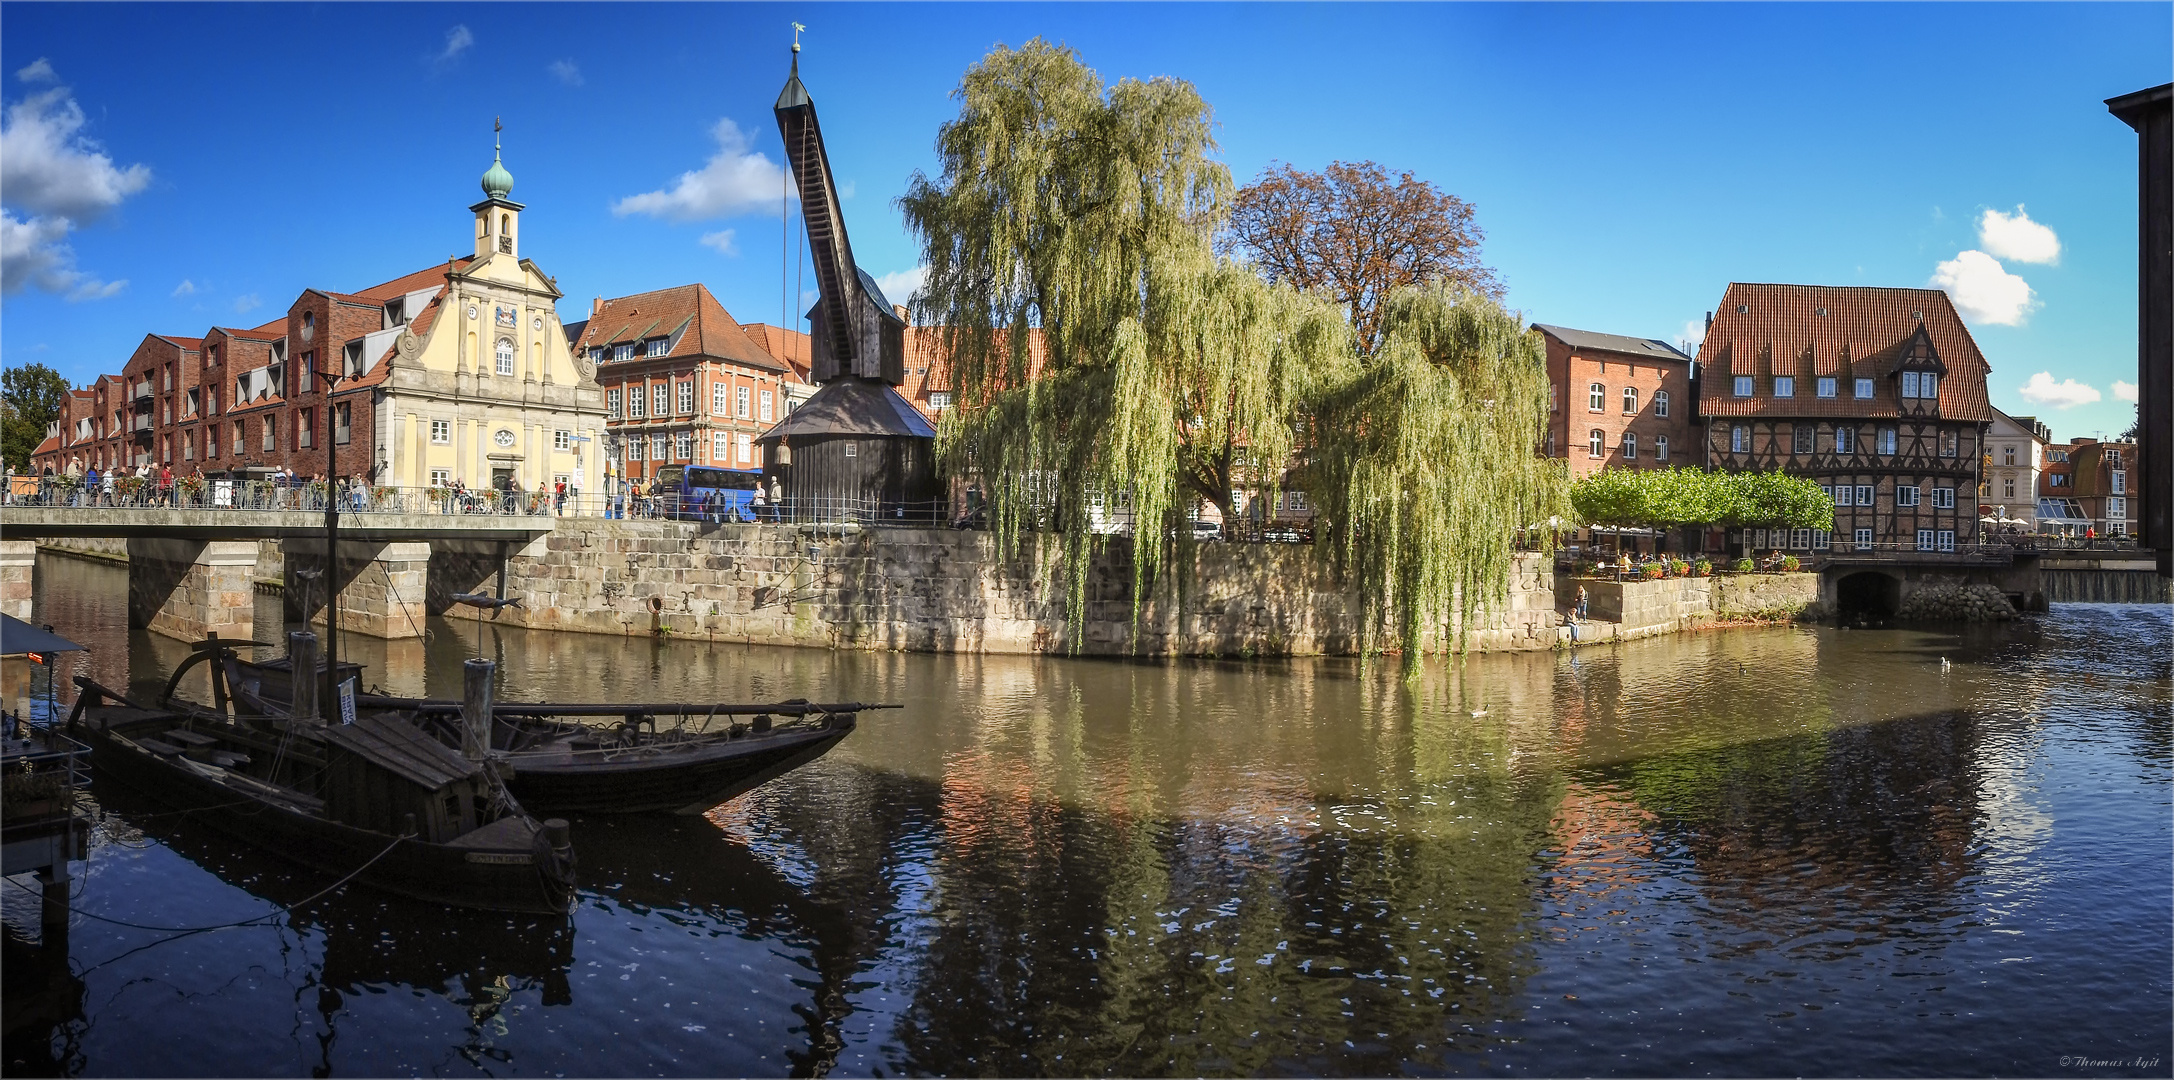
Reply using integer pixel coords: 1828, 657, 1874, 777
495, 338, 516, 377
677, 381, 694, 415
760, 389, 776, 421
1834, 485, 1852, 507
1774, 376, 1795, 398
431, 469, 451, 487
736, 432, 752, 464
1901, 371, 1920, 399
431, 419, 451, 444
1589, 429, 1605, 458
1621, 432, 1637, 459
1588, 383, 1605, 411
1878, 428, 1897, 455
1855, 378, 1874, 399
1816, 377, 1836, 398
1855, 485, 1875, 506
652, 385, 669, 417
1791, 528, 1811, 550
554, 429, 571, 452
1655, 435, 1669, 462
1835, 426, 1855, 455
1793, 425, 1815, 454
1622, 387, 1639, 414
1897, 486, 1920, 508
1653, 390, 1669, 418
2109, 497, 2128, 519
1286, 490, 1308, 512
1731, 426, 1748, 453
736, 386, 751, 419
650, 433, 668, 460
1932, 486, 1955, 509
1937, 530, 1955, 553
1854, 527, 1874, 549
1917, 529, 1936, 551
1813, 529, 1831, 550
713, 382, 729, 416
646, 338, 668, 358
1733, 376, 1753, 397
607, 389, 622, 418
714, 430, 730, 460
675, 431, 692, 460
2113, 470, 2127, 495
1922, 373, 1938, 399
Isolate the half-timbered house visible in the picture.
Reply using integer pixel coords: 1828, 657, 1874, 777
1696, 284, 1993, 555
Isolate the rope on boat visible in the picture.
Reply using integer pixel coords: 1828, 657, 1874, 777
4, 829, 414, 934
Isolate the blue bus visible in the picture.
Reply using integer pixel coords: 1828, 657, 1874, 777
654, 466, 765, 522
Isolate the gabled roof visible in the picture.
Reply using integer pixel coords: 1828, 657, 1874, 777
1532, 324, 1692, 363
221, 325, 286, 342
758, 378, 937, 440
321, 711, 481, 789
1694, 283, 1992, 421
739, 322, 814, 384
576, 284, 785, 372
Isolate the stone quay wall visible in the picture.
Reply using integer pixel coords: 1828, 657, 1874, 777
1565, 572, 1822, 640
474, 520, 1566, 657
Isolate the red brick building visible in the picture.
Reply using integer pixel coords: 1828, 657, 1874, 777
1535, 324, 1697, 477
1697, 284, 1992, 555
2064, 438, 2141, 537
576, 285, 807, 481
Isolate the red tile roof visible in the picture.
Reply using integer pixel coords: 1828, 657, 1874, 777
737, 322, 813, 383
577, 285, 785, 372
1695, 283, 1992, 422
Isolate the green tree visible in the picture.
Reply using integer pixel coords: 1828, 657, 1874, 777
1572, 466, 1831, 534
2, 363, 70, 470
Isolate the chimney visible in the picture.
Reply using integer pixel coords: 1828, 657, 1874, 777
591, 297, 604, 317
1704, 311, 1713, 330
894, 304, 910, 323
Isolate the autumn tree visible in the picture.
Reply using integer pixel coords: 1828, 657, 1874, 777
1222, 160, 1501, 356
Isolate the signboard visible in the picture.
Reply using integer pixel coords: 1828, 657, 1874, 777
213, 480, 233, 508
338, 677, 357, 726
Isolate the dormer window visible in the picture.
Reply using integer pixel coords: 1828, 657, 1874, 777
384, 299, 406, 327
344, 339, 365, 377
613, 343, 635, 363
645, 338, 669, 358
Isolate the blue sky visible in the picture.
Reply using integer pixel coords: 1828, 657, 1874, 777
3, 2, 2165, 440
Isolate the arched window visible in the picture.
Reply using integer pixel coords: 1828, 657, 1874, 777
495, 338, 515, 377
1588, 383, 1604, 411
1653, 390, 1670, 418
1588, 429, 1604, 458
501, 213, 512, 236
1622, 387, 1639, 414
1621, 432, 1638, 459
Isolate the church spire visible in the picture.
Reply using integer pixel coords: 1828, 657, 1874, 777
480, 116, 515, 200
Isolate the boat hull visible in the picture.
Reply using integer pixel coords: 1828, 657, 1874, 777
504, 723, 854, 816
75, 708, 575, 915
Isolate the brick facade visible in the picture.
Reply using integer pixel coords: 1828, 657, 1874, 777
1536, 324, 1696, 477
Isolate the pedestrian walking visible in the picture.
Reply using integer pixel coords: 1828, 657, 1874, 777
1574, 583, 1589, 622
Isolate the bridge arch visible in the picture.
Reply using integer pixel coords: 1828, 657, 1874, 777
1834, 571, 1902, 620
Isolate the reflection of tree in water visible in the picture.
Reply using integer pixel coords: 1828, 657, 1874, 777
719, 655, 1571, 1074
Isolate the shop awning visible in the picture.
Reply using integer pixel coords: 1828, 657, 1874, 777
1, 614, 85, 657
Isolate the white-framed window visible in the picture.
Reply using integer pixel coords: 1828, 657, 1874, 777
1813, 529, 1831, 550
608, 389, 622, 418
2109, 448, 2125, 467
1550, 385, 1560, 414
650, 433, 668, 460
264, 417, 277, 451
713, 382, 729, 416
1835, 426, 1855, 455
713, 430, 730, 460
1897, 486, 1921, 508
589, 346, 605, 366
736, 432, 752, 464
613, 342, 635, 363
1855, 377, 1874, 399
1937, 530, 1955, 552
1730, 425, 1748, 453
1791, 528, 1812, 550
1589, 429, 1605, 458
1733, 376, 1754, 397
1817, 377, 1837, 398
1622, 387, 1639, 414
1655, 435, 1669, 462
1832, 485, 1850, 507
495, 338, 515, 377
761, 389, 776, 421
1932, 486, 1955, 509
2004, 476, 2017, 499
2050, 472, 2067, 486
675, 431, 692, 459
1922, 373, 1938, 399
1774, 376, 1795, 398
646, 338, 668, 358
2110, 497, 2128, 519
2002, 445, 2017, 466
736, 386, 751, 419
1621, 432, 1637, 459
1855, 485, 1875, 505
677, 381, 694, 415
1901, 371, 1920, 399
1286, 490, 1308, 512
431, 419, 451, 444
1588, 382, 1605, 411
843, 443, 857, 458
1854, 527, 1874, 549
1878, 428, 1897, 455
554, 429, 571, 452
1653, 390, 1670, 418
431, 469, 451, 487
652, 385, 669, 417
2113, 470, 2127, 495
1793, 425, 1815, 454
1917, 529, 1936, 551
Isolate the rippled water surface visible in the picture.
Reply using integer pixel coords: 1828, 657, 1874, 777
5, 554, 2169, 1076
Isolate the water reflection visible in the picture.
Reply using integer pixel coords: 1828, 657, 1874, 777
12, 553, 2171, 1076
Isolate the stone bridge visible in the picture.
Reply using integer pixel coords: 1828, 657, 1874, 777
2, 505, 555, 641
1818, 548, 2049, 618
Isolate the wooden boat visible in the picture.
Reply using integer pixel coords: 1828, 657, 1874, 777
69, 676, 576, 914
218, 649, 890, 816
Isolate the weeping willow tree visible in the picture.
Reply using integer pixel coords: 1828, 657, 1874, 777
902, 40, 1567, 663
1306, 284, 1571, 662
900, 39, 1352, 630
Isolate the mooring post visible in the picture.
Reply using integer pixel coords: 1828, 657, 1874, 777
461, 657, 496, 761
288, 631, 320, 722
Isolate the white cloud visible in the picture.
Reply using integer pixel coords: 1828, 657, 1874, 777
434, 25, 474, 66
15, 58, 56, 84
232, 293, 261, 314
1, 209, 124, 300
2, 86, 153, 221
1677, 318, 1704, 355
2017, 371, 2102, 410
612, 119, 786, 222
171, 278, 197, 297
1930, 250, 2037, 326
872, 266, 925, 308
1977, 205, 2059, 265
698, 229, 738, 256
547, 59, 583, 87
2113, 379, 2139, 403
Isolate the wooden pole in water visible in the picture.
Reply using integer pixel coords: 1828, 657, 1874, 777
461, 658, 495, 761
288, 631, 320, 722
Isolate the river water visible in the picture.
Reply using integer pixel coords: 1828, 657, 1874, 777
5, 553, 2169, 1077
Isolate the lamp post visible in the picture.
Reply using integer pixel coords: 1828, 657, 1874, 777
316, 368, 344, 722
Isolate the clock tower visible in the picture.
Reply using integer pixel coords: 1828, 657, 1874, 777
472, 118, 522, 261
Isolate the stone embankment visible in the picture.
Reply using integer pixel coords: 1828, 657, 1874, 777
1895, 583, 2018, 622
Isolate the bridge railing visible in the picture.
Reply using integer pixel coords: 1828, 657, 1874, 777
2, 479, 567, 518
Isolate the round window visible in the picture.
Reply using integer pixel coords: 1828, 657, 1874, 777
494, 429, 515, 448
